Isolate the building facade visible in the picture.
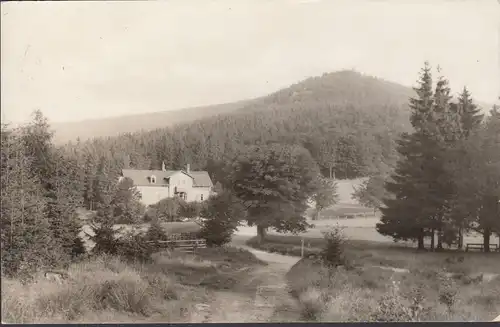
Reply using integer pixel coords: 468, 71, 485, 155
121, 163, 213, 206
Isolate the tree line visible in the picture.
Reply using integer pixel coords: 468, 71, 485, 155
373, 63, 500, 252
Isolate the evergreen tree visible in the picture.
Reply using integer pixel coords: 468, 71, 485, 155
0, 125, 62, 277
449, 104, 500, 252
457, 87, 484, 138
93, 155, 115, 210
378, 133, 428, 249
378, 63, 437, 249
111, 177, 145, 224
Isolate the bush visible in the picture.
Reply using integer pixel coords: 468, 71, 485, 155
115, 233, 155, 264
144, 221, 169, 242
179, 201, 202, 218
198, 192, 243, 247
320, 226, 347, 268
147, 198, 183, 222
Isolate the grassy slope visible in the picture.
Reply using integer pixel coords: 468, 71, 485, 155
1, 247, 269, 324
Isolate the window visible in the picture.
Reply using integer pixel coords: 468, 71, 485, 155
151, 175, 156, 184
200, 194, 204, 201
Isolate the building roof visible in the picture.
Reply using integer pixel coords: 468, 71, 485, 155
121, 169, 213, 188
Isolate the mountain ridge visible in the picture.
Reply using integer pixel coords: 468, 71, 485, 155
51, 70, 493, 144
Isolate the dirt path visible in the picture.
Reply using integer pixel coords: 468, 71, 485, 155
187, 233, 301, 323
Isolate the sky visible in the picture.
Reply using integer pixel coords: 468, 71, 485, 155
1, 0, 499, 124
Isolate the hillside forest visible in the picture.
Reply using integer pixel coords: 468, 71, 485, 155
1, 66, 499, 279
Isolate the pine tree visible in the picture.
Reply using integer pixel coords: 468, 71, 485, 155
93, 155, 115, 210
378, 63, 437, 249
428, 70, 458, 250
457, 87, 484, 138
0, 125, 62, 277
450, 104, 500, 252
83, 153, 97, 210
378, 133, 428, 249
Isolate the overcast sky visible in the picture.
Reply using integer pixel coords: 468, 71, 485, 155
1, 0, 499, 124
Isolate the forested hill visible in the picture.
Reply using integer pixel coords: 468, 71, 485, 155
52, 71, 415, 144
61, 71, 416, 181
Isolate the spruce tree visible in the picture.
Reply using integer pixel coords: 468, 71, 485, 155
450, 104, 500, 252
378, 133, 428, 249
378, 62, 453, 250
457, 87, 484, 138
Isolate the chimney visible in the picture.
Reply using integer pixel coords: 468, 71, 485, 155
161, 161, 166, 171
186, 164, 190, 174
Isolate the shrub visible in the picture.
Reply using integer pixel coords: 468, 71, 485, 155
147, 198, 183, 222
198, 191, 243, 247
437, 271, 458, 313
115, 233, 155, 264
144, 220, 169, 242
179, 201, 202, 218
298, 287, 329, 321
320, 226, 347, 268
370, 280, 413, 322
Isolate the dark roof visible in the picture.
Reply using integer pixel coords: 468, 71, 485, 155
121, 169, 213, 188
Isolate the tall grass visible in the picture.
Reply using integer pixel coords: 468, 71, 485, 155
1, 247, 265, 324
286, 256, 500, 322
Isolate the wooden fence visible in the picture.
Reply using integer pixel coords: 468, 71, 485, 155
147, 238, 207, 253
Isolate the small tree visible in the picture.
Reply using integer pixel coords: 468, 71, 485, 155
111, 177, 146, 224
145, 220, 169, 242
89, 201, 121, 255
313, 177, 339, 220
198, 191, 245, 247
320, 225, 346, 268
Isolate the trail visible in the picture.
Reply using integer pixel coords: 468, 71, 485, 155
187, 230, 302, 323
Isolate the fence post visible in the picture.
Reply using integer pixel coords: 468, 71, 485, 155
301, 238, 304, 258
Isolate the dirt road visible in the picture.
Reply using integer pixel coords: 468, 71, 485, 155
187, 229, 301, 323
